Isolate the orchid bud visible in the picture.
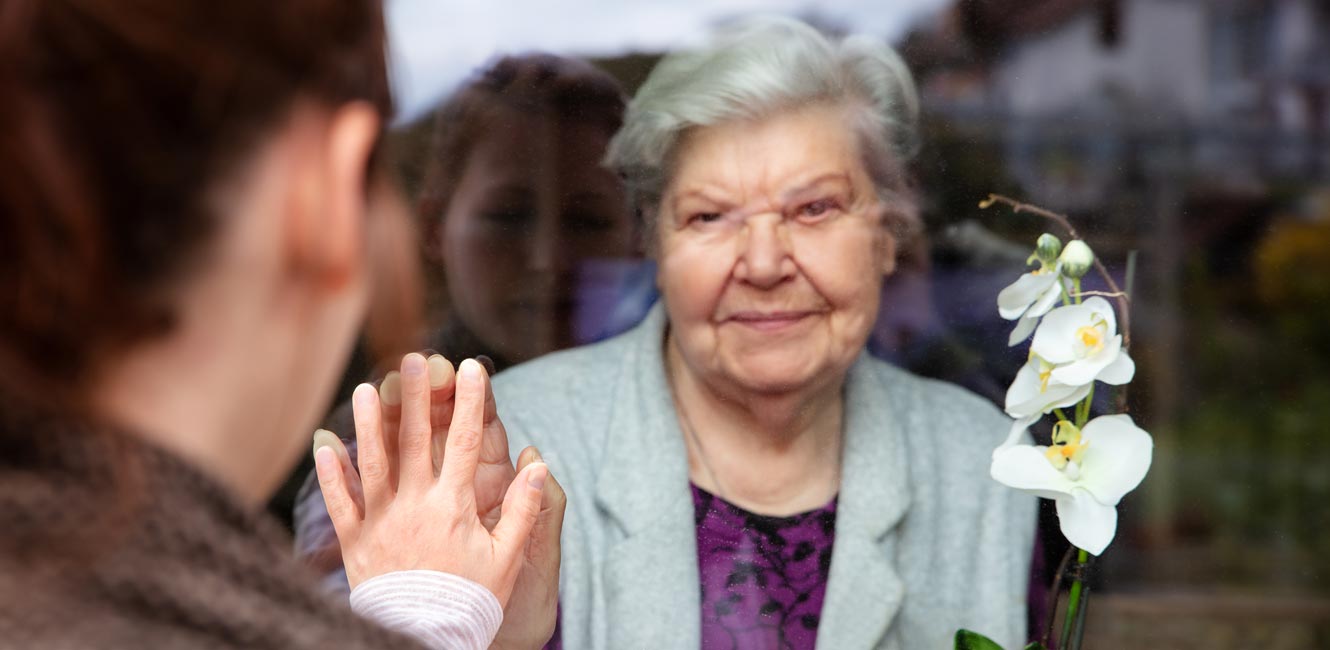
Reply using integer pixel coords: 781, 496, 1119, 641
1035, 233, 1062, 265
1060, 240, 1094, 279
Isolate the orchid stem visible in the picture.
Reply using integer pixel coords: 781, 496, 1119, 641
1053, 408, 1070, 423
1071, 581, 1092, 649
1076, 385, 1095, 428
1041, 545, 1075, 648
1059, 548, 1090, 649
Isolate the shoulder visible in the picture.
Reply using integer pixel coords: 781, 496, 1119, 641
492, 302, 664, 420
490, 325, 645, 471
856, 364, 1035, 643
492, 332, 635, 406
491, 330, 637, 430
859, 355, 1010, 438
855, 356, 1015, 494
857, 357, 1036, 554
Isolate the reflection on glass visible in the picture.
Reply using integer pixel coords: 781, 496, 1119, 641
291, 54, 643, 596
416, 54, 639, 368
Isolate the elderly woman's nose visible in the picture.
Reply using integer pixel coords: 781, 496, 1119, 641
734, 216, 795, 287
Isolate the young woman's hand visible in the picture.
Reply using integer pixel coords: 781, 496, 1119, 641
314, 353, 546, 607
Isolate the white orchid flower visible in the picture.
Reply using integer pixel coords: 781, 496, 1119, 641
1004, 353, 1093, 419
997, 261, 1069, 346
1030, 296, 1135, 388
991, 414, 1153, 555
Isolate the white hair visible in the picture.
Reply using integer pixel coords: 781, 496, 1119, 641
605, 16, 922, 232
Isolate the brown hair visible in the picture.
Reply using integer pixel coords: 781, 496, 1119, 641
415, 54, 628, 227
0, 0, 411, 422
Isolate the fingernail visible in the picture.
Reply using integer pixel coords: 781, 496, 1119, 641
353, 383, 376, 407
458, 358, 481, 383
475, 354, 496, 376
527, 463, 548, 491
427, 354, 451, 389
312, 428, 339, 455
314, 445, 337, 473
531, 447, 543, 462
312, 429, 348, 465
402, 353, 426, 377
379, 371, 401, 406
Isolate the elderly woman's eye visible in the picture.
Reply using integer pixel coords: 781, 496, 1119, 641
689, 212, 723, 225
798, 199, 839, 219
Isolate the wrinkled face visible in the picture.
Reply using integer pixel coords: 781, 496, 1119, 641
657, 104, 897, 397
441, 110, 632, 363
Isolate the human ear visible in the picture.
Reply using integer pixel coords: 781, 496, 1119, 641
288, 102, 381, 290
872, 202, 898, 277
878, 230, 898, 277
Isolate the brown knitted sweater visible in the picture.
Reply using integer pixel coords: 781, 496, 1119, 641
0, 414, 424, 649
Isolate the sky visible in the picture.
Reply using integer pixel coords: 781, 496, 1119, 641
385, 0, 950, 125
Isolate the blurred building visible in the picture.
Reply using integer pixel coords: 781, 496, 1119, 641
904, 0, 1330, 209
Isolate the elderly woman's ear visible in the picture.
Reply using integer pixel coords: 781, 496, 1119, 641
878, 232, 898, 277
874, 202, 900, 277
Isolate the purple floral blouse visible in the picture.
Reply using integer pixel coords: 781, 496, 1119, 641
544, 483, 838, 650
693, 484, 838, 649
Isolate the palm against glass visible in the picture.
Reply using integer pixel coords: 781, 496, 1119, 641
317, 354, 563, 648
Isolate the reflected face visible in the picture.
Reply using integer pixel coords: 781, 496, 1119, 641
657, 104, 896, 397
440, 111, 632, 363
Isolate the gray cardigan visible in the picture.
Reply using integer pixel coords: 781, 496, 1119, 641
493, 303, 1036, 650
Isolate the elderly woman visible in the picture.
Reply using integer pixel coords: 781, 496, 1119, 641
490, 18, 1035, 649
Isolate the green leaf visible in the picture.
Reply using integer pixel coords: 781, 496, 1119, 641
954, 629, 1006, 650
1024, 644, 1048, 650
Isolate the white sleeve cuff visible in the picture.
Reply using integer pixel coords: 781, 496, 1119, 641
349, 570, 503, 650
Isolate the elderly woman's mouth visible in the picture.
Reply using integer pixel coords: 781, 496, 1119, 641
725, 310, 822, 331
